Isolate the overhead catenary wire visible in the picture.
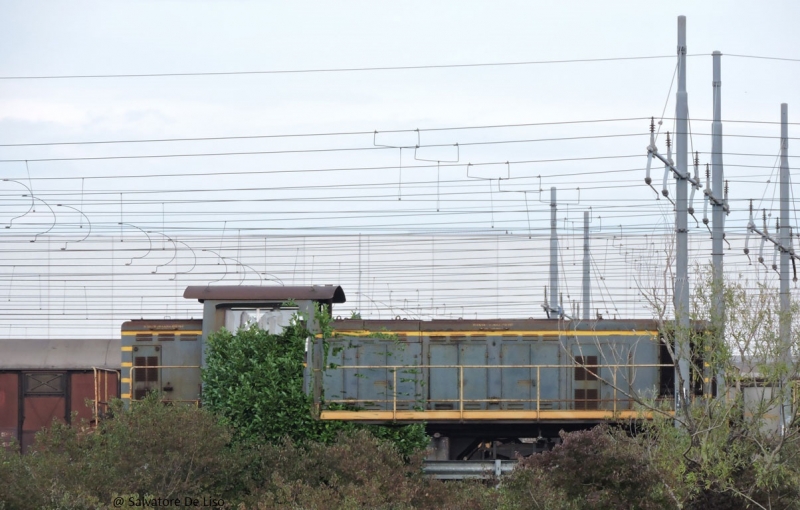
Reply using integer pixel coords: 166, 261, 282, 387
0, 54, 701, 80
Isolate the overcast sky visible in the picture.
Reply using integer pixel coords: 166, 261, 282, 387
0, 2, 798, 337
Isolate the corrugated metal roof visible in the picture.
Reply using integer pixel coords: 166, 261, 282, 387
183, 285, 346, 303
0, 339, 120, 370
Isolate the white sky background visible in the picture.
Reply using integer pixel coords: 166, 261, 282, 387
0, 1, 799, 338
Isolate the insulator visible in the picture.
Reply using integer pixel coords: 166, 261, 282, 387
724, 180, 730, 214
772, 243, 779, 271
666, 132, 673, 166
647, 119, 656, 151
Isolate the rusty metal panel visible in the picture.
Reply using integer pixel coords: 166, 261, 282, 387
183, 285, 345, 303
22, 396, 65, 452
121, 319, 202, 333
421, 319, 539, 333
333, 320, 420, 333
70, 372, 94, 423
0, 373, 19, 447
68, 371, 118, 422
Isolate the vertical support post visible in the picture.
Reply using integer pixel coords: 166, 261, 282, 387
675, 15, 691, 417
613, 367, 617, 414
93, 367, 99, 421
550, 187, 559, 316
459, 366, 464, 420
709, 51, 724, 398
780, 103, 791, 434
300, 300, 322, 418
393, 368, 397, 421
583, 211, 590, 320
536, 366, 541, 415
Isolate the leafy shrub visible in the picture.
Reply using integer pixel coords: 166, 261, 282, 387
0, 396, 247, 509
245, 429, 498, 510
503, 426, 676, 510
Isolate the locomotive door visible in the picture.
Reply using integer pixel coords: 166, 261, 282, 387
132, 346, 160, 400
572, 345, 600, 410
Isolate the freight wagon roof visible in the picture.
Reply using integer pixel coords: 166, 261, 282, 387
0, 339, 120, 370
183, 284, 346, 303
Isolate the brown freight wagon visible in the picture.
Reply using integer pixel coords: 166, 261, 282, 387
0, 339, 119, 452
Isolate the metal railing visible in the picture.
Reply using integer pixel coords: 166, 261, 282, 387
321, 363, 674, 420
92, 367, 120, 420
423, 460, 517, 479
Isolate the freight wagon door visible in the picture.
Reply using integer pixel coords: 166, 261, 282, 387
22, 372, 66, 452
132, 346, 160, 400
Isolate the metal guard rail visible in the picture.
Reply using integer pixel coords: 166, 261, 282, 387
319, 363, 675, 421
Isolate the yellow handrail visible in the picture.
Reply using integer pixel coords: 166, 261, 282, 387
322, 363, 672, 413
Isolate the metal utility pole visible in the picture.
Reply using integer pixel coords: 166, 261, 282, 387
708, 51, 725, 398
745, 105, 797, 433
549, 187, 559, 316
674, 15, 691, 411
583, 211, 590, 320
780, 103, 791, 434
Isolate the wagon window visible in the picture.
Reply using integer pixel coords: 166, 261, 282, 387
24, 372, 66, 396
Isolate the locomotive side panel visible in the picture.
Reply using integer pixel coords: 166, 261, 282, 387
325, 336, 423, 411
322, 319, 664, 421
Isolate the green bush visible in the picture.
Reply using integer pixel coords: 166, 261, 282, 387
502, 426, 676, 510
201, 312, 428, 457
0, 396, 247, 510
245, 429, 498, 510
